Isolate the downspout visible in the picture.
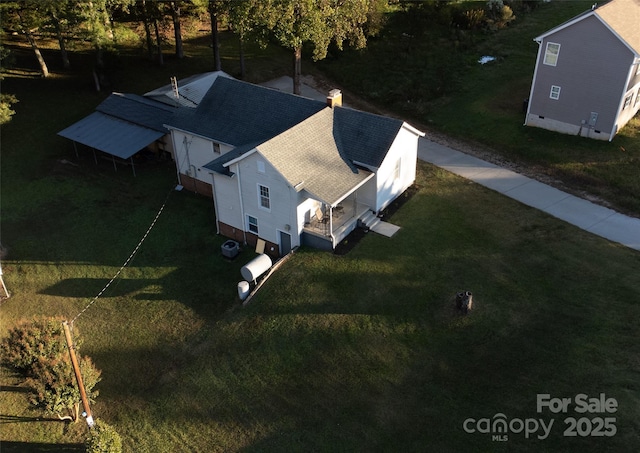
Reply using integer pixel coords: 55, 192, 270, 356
235, 162, 247, 244
525, 38, 544, 125
329, 206, 335, 248
170, 130, 182, 185
210, 171, 220, 234
609, 59, 640, 141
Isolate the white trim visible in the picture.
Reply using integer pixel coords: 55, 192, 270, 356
247, 214, 259, 234
533, 10, 594, 42
610, 63, 639, 140
550, 85, 561, 100
543, 42, 561, 66
223, 148, 258, 168
525, 38, 545, 123
401, 122, 426, 137
258, 183, 271, 211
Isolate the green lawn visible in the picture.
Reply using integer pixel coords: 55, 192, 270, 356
2, 3, 640, 452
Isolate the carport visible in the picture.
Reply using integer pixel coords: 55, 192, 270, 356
58, 93, 176, 176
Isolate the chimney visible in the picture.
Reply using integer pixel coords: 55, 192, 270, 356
327, 89, 342, 108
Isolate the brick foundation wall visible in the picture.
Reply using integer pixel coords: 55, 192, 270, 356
179, 173, 213, 198
218, 222, 280, 259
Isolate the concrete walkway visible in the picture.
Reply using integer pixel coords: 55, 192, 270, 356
262, 75, 640, 252
419, 140, 640, 251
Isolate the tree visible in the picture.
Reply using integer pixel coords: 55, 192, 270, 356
208, 0, 224, 71
1, 317, 102, 422
1, 1, 50, 77
226, 0, 264, 79
256, 0, 371, 95
27, 352, 102, 422
169, 1, 184, 59
77, 0, 135, 89
0, 93, 18, 124
0, 42, 18, 124
39, 0, 82, 69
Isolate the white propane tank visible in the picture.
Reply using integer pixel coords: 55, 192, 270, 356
237, 281, 250, 301
241, 254, 272, 282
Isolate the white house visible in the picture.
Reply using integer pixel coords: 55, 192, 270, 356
166, 78, 424, 255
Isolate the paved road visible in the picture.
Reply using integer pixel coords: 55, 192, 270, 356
263, 75, 640, 252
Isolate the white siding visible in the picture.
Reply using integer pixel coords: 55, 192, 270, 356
236, 152, 300, 247
375, 126, 419, 212
213, 173, 243, 230
171, 130, 233, 183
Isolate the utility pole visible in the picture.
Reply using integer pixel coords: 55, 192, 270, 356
62, 321, 95, 428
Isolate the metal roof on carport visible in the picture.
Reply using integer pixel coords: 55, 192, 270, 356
57, 111, 165, 160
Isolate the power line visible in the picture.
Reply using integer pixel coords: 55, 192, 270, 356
70, 190, 172, 325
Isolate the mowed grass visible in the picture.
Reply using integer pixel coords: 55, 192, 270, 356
1, 6, 640, 453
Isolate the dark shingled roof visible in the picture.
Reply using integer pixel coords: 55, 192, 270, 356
333, 107, 403, 168
96, 93, 175, 132
170, 77, 327, 146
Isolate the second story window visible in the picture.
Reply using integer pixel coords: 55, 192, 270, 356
259, 185, 270, 210
544, 42, 560, 66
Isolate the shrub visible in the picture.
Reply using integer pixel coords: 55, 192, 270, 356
85, 419, 123, 453
1, 317, 101, 421
1, 317, 69, 373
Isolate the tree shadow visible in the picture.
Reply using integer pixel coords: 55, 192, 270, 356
0, 441, 84, 452
0, 414, 66, 424
0, 385, 32, 394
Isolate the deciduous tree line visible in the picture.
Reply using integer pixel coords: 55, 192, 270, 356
1, 0, 390, 94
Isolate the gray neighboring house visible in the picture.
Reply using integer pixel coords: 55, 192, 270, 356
524, 0, 640, 140
165, 77, 424, 255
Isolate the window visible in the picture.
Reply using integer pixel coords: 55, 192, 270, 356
635, 91, 640, 107
257, 160, 265, 173
622, 94, 633, 109
543, 42, 560, 66
549, 85, 561, 100
258, 185, 270, 210
213, 142, 221, 154
394, 159, 401, 180
247, 215, 258, 234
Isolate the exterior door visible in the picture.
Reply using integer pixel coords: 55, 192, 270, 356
279, 231, 292, 256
